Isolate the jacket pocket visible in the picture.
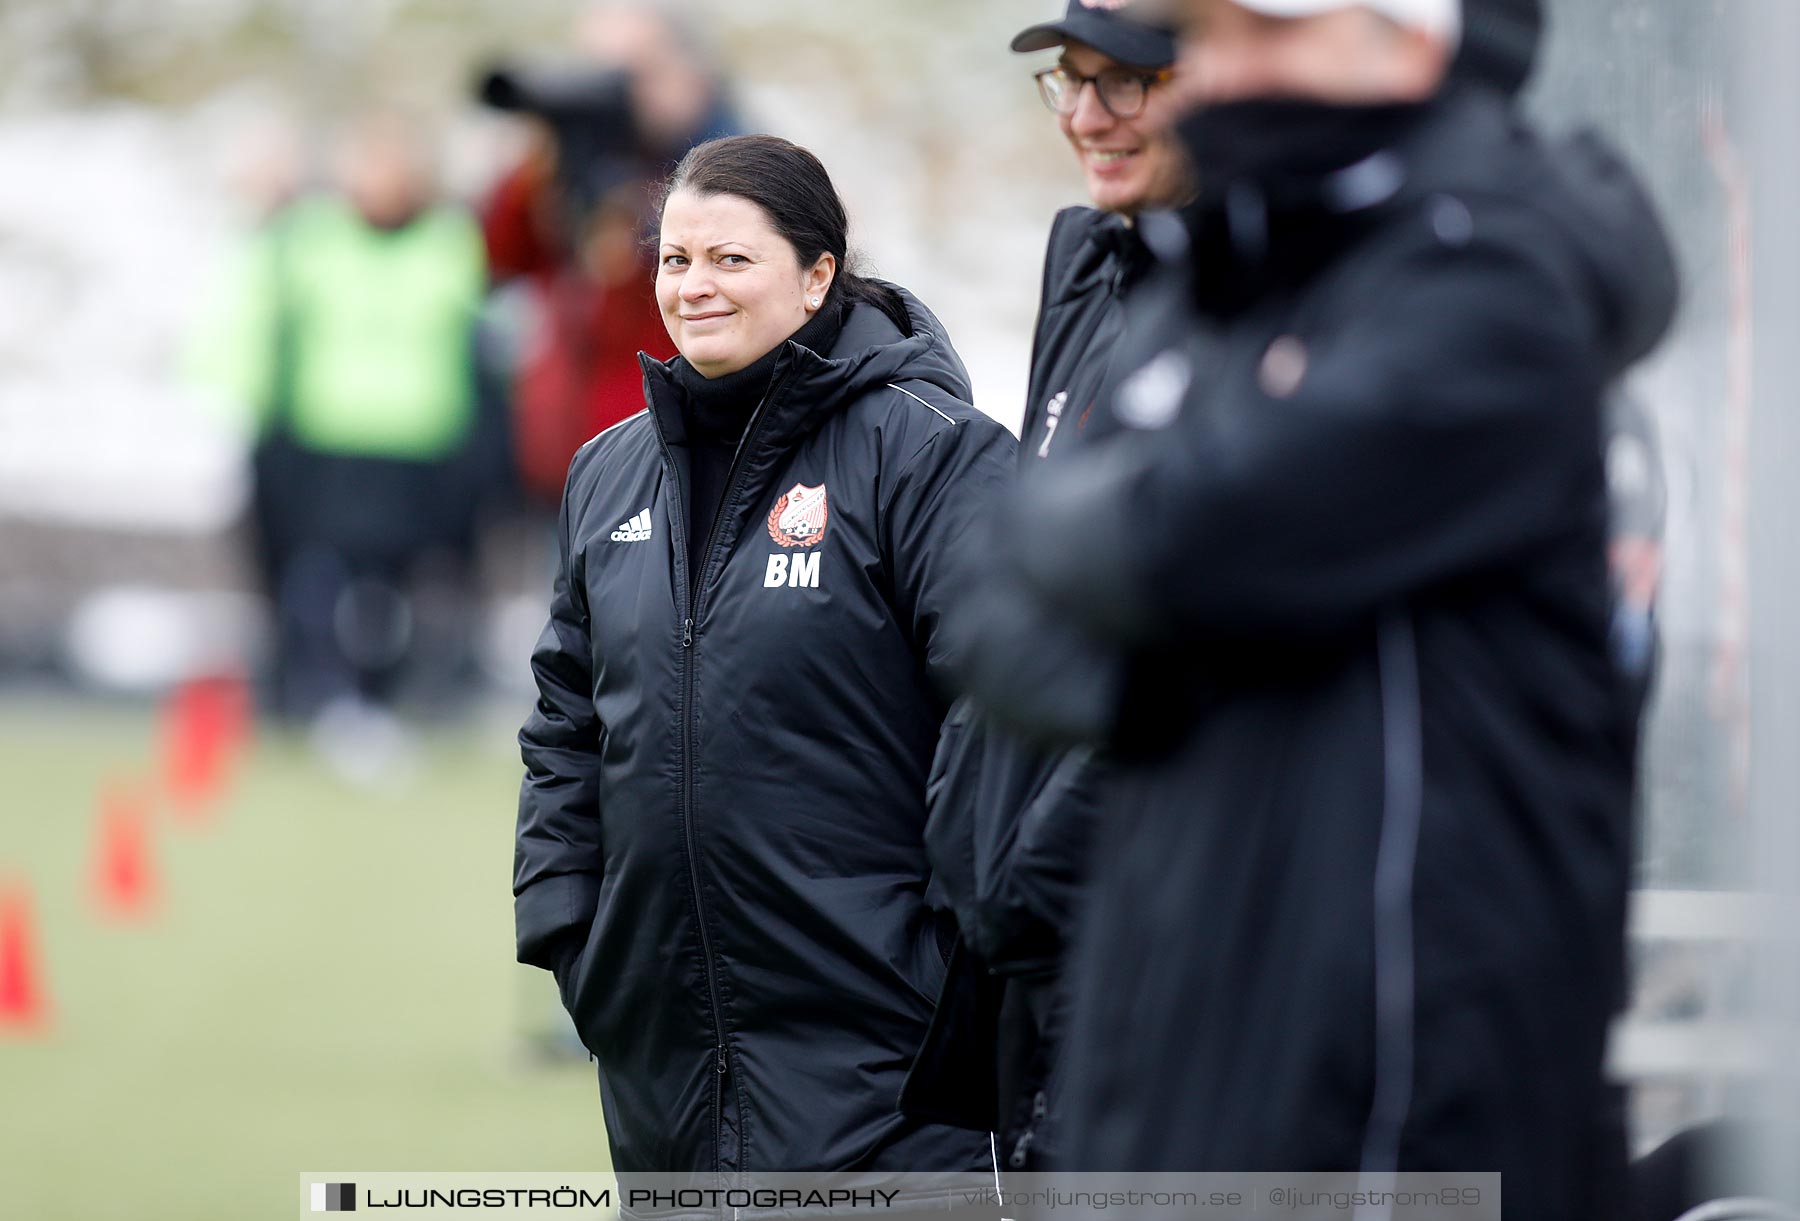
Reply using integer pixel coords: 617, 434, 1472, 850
899, 937, 1003, 1131
904, 904, 955, 1008
552, 934, 587, 1016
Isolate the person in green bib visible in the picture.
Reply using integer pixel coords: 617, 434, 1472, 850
192, 112, 490, 731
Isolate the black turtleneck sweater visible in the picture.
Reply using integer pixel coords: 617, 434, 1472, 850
670, 300, 844, 576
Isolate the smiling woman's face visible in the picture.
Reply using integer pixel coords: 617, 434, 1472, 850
655, 189, 835, 378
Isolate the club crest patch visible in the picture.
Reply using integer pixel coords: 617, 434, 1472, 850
767, 483, 829, 549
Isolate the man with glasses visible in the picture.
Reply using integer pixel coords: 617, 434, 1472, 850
1022, 10, 1190, 219
910, 0, 1190, 1178
1012, 0, 1194, 466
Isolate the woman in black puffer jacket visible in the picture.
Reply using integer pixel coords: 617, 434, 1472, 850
514, 135, 1013, 1180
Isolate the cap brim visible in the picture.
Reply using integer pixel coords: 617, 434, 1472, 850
1008, 12, 1177, 68
1010, 22, 1072, 54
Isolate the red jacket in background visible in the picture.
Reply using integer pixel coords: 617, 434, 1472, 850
481, 158, 676, 505
515, 270, 674, 505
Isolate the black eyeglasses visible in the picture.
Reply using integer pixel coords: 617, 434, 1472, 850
1034, 64, 1174, 120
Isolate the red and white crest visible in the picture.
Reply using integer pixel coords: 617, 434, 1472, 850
767, 483, 829, 549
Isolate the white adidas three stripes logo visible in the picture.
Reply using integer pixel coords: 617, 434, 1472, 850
610, 509, 653, 543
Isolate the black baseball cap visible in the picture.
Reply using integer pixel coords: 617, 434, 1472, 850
1010, 0, 1178, 70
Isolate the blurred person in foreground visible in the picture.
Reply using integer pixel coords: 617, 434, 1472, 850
479, 1, 740, 508
952, 0, 1677, 1213
907, 0, 1190, 1174
191, 112, 488, 749
514, 135, 1014, 1174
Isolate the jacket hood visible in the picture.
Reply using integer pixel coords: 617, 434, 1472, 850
1536, 129, 1681, 375
1175, 87, 1679, 379
1379, 91, 1679, 377
640, 281, 973, 452
809, 280, 973, 403
1044, 209, 1157, 311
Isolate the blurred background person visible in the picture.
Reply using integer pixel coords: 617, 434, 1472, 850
954, 1, 1678, 1215
482, 1, 740, 285
1608, 389, 1668, 694
910, 0, 1189, 1177
476, 1, 741, 510
189, 110, 490, 766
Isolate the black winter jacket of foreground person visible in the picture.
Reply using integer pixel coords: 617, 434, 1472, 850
515, 284, 1013, 1176
955, 90, 1678, 1221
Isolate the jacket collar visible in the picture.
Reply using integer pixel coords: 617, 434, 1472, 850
1052, 212, 1156, 311
1182, 88, 1526, 315
640, 282, 971, 455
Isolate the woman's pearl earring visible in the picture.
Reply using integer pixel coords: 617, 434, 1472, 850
810, 297, 821, 309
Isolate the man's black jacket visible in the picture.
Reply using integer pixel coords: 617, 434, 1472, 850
515, 286, 1013, 1176
957, 91, 1678, 1221
927, 206, 1150, 970
913, 208, 1146, 1165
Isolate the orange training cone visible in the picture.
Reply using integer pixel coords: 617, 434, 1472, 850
92, 783, 159, 920
0, 881, 50, 1034
162, 674, 249, 818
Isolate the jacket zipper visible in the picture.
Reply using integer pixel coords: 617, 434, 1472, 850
651, 371, 791, 1172
1033, 251, 1131, 462
677, 606, 731, 1169
1360, 608, 1423, 1189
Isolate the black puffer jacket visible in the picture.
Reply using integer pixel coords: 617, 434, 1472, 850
1019, 206, 1157, 462
913, 208, 1149, 1167
958, 91, 1677, 1220
926, 206, 1151, 969
515, 284, 1013, 1176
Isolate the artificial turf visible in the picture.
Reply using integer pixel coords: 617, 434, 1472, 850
0, 699, 608, 1220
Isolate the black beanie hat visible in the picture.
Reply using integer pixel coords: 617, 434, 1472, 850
1453, 0, 1545, 97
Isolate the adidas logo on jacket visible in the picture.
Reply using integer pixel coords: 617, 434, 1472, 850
610, 509, 653, 542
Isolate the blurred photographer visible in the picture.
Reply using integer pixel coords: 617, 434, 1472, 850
477, 1, 741, 506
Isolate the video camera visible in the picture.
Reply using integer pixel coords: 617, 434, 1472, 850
477, 63, 648, 221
